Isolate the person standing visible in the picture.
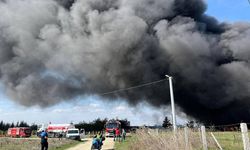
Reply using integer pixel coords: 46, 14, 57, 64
122, 128, 126, 141
116, 129, 121, 142
40, 129, 48, 150
113, 128, 116, 141
58, 132, 63, 140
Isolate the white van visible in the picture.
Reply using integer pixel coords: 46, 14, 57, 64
66, 128, 80, 140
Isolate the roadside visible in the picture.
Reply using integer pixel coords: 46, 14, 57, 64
114, 136, 132, 150
66, 138, 92, 150
66, 137, 115, 150
0, 137, 80, 150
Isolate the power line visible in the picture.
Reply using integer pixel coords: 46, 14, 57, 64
99, 78, 168, 96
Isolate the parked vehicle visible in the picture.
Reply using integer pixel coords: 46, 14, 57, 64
37, 123, 85, 140
37, 123, 75, 138
66, 128, 80, 140
7, 127, 31, 138
105, 120, 121, 137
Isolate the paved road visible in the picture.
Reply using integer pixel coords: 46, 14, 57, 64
67, 138, 115, 150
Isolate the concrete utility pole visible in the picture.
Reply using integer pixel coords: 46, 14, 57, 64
165, 75, 177, 132
241, 123, 250, 150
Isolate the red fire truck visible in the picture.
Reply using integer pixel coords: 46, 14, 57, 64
7, 127, 32, 138
105, 120, 121, 137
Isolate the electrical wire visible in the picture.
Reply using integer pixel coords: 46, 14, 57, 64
99, 78, 168, 96
206, 123, 240, 128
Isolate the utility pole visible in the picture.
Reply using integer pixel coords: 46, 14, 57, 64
166, 75, 177, 132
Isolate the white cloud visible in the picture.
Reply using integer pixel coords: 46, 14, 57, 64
0, 96, 188, 125
115, 105, 127, 111
89, 103, 100, 108
52, 108, 68, 113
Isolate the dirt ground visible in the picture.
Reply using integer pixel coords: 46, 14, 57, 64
67, 137, 115, 150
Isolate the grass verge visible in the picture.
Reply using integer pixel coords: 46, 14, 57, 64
50, 140, 82, 150
114, 130, 246, 150
212, 132, 243, 150
115, 136, 133, 150
0, 138, 82, 150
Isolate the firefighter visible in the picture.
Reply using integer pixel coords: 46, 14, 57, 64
115, 128, 121, 142
122, 128, 126, 141
113, 128, 116, 141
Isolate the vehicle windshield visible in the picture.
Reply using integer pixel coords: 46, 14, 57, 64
68, 130, 79, 134
24, 129, 31, 133
106, 123, 118, 129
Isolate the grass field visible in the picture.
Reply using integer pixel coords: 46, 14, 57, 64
115, 136, 133, 150
212, 132, 243, 150
0, 137, 81, 150
115, 130, 245, 150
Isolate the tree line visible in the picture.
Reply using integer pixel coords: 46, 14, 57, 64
0, 121, 38, 131
75, 118, 130, 132
1, 117, 188, 132
0, 118, 130, 132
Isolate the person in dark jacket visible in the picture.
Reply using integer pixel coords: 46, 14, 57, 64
113, 128, 116, 141
40, 129, 48, 150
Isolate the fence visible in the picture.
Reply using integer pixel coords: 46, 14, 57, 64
131, 123, 250, 150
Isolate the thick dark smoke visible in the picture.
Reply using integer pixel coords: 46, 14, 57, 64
0, 0, 250, 125
55, 0, 75, 9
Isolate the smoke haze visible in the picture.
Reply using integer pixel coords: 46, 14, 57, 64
0, 0, 250, 124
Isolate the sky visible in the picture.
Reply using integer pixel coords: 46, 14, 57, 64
206, 0, 250, 22
0, 0, 249, 126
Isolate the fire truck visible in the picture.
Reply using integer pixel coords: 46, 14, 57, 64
7, 127, 32, 138
105, 120, 121, 137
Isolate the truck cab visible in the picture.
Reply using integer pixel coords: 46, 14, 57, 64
105, 120, 121, 137
66, 128, 80, 140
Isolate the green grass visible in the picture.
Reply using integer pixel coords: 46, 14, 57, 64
115, 136, 134, 150
114, 132, 246, 150
0, 138, 82, 150
212, 132, 243, 150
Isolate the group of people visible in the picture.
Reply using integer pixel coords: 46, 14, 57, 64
92, 132, 105, 150
40, 128, 127, 150
113, 128, 126, 142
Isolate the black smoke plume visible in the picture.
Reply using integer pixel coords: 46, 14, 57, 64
0, 0, 250, 125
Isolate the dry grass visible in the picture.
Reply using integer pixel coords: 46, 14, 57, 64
128, 129, 218, 150
0, 137, 79, 150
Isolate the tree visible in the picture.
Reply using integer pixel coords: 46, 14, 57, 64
10, 122, 15, 128
19, 121, 29, 127
16, 121, 19, 127
30, 123, 38, 131
118, 119, 130, 130
162, 116, 172, 128
75, 118, 108, 132
0, 121, 3, 130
